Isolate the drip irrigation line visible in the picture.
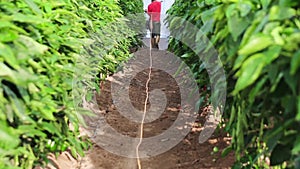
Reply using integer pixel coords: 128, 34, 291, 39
136, 29, 153, 169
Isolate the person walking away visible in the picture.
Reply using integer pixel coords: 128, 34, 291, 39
145, 0, 161, 49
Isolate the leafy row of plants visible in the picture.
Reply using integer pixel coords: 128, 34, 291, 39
0, 0, 142, 168
167, 0, 300, 168
119, 0, 144, 16
118, 0, 145, 52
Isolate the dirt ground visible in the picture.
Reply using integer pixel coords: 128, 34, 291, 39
76, 48, 235, 169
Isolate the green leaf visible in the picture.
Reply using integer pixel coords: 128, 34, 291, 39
17, 125, 47, 138
265, 119, 294, 142
240, 11, 267, 47
3, 85, 31, 122
292, 136, 300, 154
260, 0, 271, 9
0, 63, 15, 81
200, 19, 214, 34
233, 54, 248, 70
17, 35, 48, 55
284, 70, 297, 95
238, 34, 273, 56
228, 106, 236, 126
0, 21, 27, 34
201, 5, 219, 23
39, 122, 62, 137
205, 0, 217, 5
0, 43, 19, 69
5, 104, 14, 123
248, 77, 267, 103
296, 95, 300, 121
270, 72, 284, 92
270, 144, 291, 166
268, 64, 279, 84
233, 53, 266, 94
281, 95, 296, 113
290, 50, 300, 75
238, 2, 252, 17
266, 130, 282, 153
264, 45, 281, 64
0, 123, 20, 150
0, 29, 19, 42
31, 101, 55, 121
240, 40, 279, 70
271, 27, 284, 45
221, 146, 232, 157
227, 10, 250, 41
269, 6, 296, 21
12, 13, 47, 24
24, 0, 42, 15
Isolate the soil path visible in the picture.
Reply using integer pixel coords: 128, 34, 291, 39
77, 48, 235, 169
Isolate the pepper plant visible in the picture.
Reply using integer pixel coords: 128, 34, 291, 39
0, 0, 140, 168
167, 0, 300, 168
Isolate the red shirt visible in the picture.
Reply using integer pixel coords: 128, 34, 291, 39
148, 1, 161, 22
